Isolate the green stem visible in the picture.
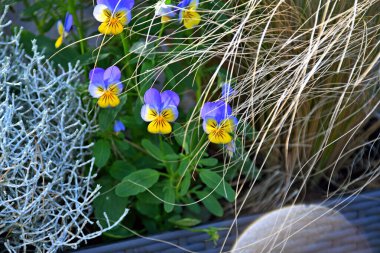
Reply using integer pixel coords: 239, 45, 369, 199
120, 30, 140, 97
67, 0, 85, 55
158, 23, 166, 38
120, 31, 130, 66
195, 70, 202, 101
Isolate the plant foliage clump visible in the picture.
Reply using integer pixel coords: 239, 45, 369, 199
0, 8, 127, 252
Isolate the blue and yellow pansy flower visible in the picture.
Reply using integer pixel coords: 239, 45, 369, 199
155, 0, 176, 24
93, 0, 134, 35
178, 0, 201, 29
88, 66, 123, 108
55, 12, 73, 48
141, 88, 180, 134
201, 101, 238, 144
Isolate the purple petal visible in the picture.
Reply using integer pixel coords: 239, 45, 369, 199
126, 9, 132, 24
178, 0, 191, 8
114, 120, 126, 132
200, 102, 217, 120
115, 82, 123, 93
64, 12, 73, 32
221, 83, 235, 100
225, 141, 235, 156
97, 0, 108, 4
201, 101, 232, 123
107, 0, 134, 11
161, 90, 180, 107
124, 0, 135, 10
104, 66, 121, 85
214, 101, 232, 122
89, 67, 105, 85
178, 9, 184, 22
229, 116, 238, 127
144, 88, 162, 109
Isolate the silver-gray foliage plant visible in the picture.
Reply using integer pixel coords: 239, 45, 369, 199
0, 7, 128, 253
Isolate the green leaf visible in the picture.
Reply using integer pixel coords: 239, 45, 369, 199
199, 158, 218, 167
41, 17, 56, 33
123, 115, 143, 129
136, 200, 160, 218
21, 1, 46, 19
98, 97, 127, 132
139, 61, 155, 92
185, 197, 201, 214
136, 188, 161, 204
164, 66, 176, 87
173, 123, 189, 153
196, 191, 224, 217
179, 172, 191, 196
171, 218, 201, 227
199, 170, 235, 202
115, 169, 160, 197
141, 139, 163, 160
93, 140, 111, 168
163, 186, 176, 213
98, 110, 114, 132
109, 160, 136, 180
115, 140, 131, 153
93, 178, 130, 238
20, 30, 78, 68
76, 52, 111, 66
162, 141, 176, 156
178, 156, 193, 175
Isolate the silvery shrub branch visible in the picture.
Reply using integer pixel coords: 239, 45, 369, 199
0, 7, 128, 253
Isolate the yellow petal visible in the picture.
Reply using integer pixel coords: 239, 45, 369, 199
161, 15, 171, 24
204, 118, 218, 134
98, 22, 113, 35
97, 93, 120, 108
148, 118, 172, 134
161, 107, 177, 122
57, 21, 64, 36
109, 84, 120, 94
111, 21, 124, 35
115, 10, 128, 25
220, 118, 236, 133
97, 95, 109, 108
55, 36, 63, 48
183, 10, 201, 29
142, 105, 158, 122
99, 20, 124, 35
208, 130, 232, 144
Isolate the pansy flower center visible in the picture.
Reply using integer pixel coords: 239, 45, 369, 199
180, 4, 201, 29
98, 9, 127, 35
97, 84, 120, 108
153, 115, 167, 126
204, 118, 235, 144
209, 122, 226, 136
104, 9, 125, 24
183, 9, 195, 19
